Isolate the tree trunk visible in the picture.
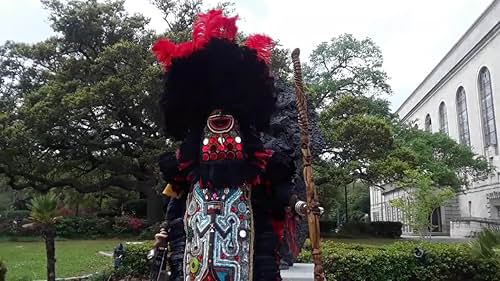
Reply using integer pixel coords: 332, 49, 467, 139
75, 201, 79, 217
43, 228, 56, 281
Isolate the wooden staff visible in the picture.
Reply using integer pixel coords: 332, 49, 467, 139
291, 48, 325, 281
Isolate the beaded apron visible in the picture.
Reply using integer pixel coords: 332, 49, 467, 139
184, 182, 253, 281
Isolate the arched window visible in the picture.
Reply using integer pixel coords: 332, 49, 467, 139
479, 67, 497, 147
456, 87, 470, 146
425, 114, 432, 132
439, 102, 448, 134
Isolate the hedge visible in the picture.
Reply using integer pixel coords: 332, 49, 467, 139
54, 216, 149, 238
337, 221, 402, 238
116, 239, 499, 281
298, 241, 500, 281
55, 217, 114, 238
116, 242, 154, 278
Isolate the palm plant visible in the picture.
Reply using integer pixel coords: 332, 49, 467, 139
470, 229, 500, 263
27, 194, 59, 281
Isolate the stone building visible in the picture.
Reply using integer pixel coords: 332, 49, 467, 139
370, 0, 500, 237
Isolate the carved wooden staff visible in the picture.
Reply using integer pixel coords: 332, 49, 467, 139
291, 48, 325, 281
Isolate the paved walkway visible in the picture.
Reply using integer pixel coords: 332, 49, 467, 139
401, 235, 471, 243
282, 263, 314, 281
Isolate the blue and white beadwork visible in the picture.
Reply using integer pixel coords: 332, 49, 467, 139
184, 182, 253, 281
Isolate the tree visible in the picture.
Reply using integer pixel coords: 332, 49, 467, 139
0, 0, 168, 221
305, 34, 491, 228
27, 194, 59, 281
306, 35, 399, 212
316, 95, 404, 188
394, 125, 490, 190
390, 170, 455, 239
305, 33, 392, 110
0, 0, 291, 222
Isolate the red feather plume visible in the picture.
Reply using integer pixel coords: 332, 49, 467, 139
192, 9, 238, 49
151, 38, 177, 70
244, 34, 274, 64
152, 9, 273, 71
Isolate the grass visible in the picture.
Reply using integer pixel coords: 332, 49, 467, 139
0, 239, 121, 281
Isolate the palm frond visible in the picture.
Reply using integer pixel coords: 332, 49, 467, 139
28, 194, 59, 226
470, 229, 500, 260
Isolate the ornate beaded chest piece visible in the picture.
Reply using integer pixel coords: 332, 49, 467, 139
184, 183, 253, 281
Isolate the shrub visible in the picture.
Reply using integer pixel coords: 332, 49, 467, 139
0, 210, 33, 237
0, 210, 30, 221
370, 221, 402, 238
113, 215, 147, 235
337, 221, 402, 238
88, 267, 114, 281
122, 199, 147, 218
297, 240, 500, 281
0, 259, 6, 281
116, 242, 154, 278
55, 216, 113, 238
319, 220, 337, 233
138, 222, 161, 241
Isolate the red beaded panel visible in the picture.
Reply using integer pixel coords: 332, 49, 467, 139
201, 113, 245, 162
201, 134, 243, 161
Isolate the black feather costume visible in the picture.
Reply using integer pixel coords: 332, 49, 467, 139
153, 10, 299, 281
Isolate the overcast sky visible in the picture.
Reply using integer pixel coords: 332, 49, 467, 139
0, 0, 494, 110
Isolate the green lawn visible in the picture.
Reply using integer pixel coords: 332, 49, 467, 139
0, 239, 121, 281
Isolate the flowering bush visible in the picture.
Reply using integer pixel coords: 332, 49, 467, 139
113, 215, 146, 235
127, 217, 144, 232
56, 207, 75, 217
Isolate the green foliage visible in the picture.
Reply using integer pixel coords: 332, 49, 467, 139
122, 199, 147, 218
0, 210, 34, 237
390, 171, 455, 238
0, 259, 6, 281
470, 229, 500, 262
298, 241, 500, 281
305, 34, 392, 109
54, 216, 148, 238
88, 268, 114, 281
55, 217, 113, 238
0, 210, 30, 221
0, 0, 167, 222
138, 222, 162, 241
28, 194, 58, 226
117, 242, 154, 278
395, 126, 491, 190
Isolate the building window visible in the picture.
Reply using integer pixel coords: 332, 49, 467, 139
468, 201, 472, 217
439, 102, 448, 134
479, 67, 497, 147
425, 114, 432, 132
456, 87, 471, 146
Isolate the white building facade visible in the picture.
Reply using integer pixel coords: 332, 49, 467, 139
370, 0, 500, 237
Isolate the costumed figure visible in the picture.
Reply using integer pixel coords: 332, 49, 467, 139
151, 10, 319, 281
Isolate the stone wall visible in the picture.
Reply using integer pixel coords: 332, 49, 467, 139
450, 217, 500, 238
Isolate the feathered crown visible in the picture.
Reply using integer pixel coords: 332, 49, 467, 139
152, 9, 274, 70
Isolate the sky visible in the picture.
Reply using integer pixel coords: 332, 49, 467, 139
0, 0, 494, 111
